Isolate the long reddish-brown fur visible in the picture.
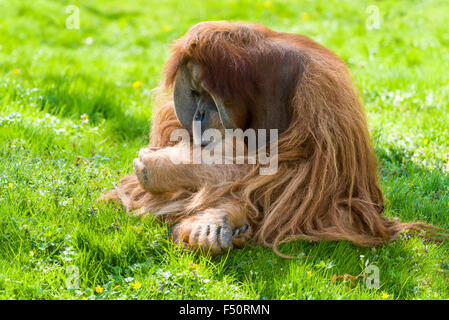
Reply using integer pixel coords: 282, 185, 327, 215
101, 21, 447, 256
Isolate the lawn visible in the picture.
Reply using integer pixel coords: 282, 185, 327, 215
0, 0, 448, 300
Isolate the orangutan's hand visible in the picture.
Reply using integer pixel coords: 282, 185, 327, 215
133, 147, 160, 193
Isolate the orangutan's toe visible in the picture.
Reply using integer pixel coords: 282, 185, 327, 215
232, 223, 251, 247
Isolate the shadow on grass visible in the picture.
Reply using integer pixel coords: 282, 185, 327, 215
38, 73, 150, 140
83, 5, 143, 20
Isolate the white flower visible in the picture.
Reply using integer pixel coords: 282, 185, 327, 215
84, 37, 94, 45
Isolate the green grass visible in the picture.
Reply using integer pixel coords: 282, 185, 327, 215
0, 0, 448, 300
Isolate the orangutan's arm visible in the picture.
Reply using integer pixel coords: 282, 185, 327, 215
133, 145, 201, 193
133, 143, 251, 194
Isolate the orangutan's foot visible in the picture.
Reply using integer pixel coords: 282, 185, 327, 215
171, 211, 251, 256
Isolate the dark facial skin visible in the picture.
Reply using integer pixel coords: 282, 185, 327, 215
174, 62, 230, 147
191, 89, 224, 146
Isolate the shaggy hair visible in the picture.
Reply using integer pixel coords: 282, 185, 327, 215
101, 21, 447, 256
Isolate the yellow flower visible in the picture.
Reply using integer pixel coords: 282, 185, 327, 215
13, 69, 20, 75
423, 138, 429, 144
131, 281, 141, 290
81, 297, 88, 300
433, 293, 438, 298
95, 285, 104, 293
163, 25, 172, 32
132, 81, 143, 89
381, 292, 390, 299
8, 183, 13, 189
302, 12, 310, 21
263, 1, 272, 8
306, 271, 312, 276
